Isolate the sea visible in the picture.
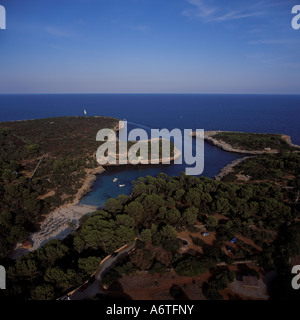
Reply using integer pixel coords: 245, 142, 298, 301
1, 94, 299, 207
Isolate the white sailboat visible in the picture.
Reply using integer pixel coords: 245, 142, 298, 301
84, 109, 87, 116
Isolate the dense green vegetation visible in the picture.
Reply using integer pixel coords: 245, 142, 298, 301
213, 131, 299, 152
1, 169, 299, 299
1, 121, 299, 300
1, 202, 137, 300
223, 152, 300, 186
0, 117, 119, 257
202, 269, 235, 300
0, 117, 176, 258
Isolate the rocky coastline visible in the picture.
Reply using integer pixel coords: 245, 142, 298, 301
192, 130, 300, 154
192, 130, 300, 181
214, 156, 252, 181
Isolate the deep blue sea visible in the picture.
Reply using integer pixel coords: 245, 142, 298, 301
1, 94, 299, 207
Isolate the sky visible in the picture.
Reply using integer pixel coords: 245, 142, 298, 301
0, 0, 299, 94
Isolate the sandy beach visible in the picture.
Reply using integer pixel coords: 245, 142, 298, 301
31, 204, 98, 249
11, 204, 98, 260
11, 166, 104, 260
11, 131, 182, 260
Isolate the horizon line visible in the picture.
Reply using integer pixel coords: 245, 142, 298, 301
0, 92, 300, 96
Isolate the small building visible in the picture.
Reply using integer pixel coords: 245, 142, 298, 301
226, 245, 232, 252
22, 240, 33, 250
201, 232, 210, 237
242, 276, 259, 288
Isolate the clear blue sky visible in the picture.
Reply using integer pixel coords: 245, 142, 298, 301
0, 0, 299, 94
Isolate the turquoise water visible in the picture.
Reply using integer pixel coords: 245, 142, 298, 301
80, 120, 242, 207
1, 94, 299, 207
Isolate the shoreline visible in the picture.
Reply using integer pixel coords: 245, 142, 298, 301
11, 166, 105, 260
11, 122, 181, 259
192, 130, 300, 155
11, 203, 99, 260
192, 130, 300, 181
214, 156, 252, 181
99, 138, 182, 166
10, 119, 116, 259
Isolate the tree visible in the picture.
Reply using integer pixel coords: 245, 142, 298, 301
203, 246, 224, 261
104, 198, 123, 213
174, 256, 207, 276
165, 208, 181, 225
130, 249, 155, 270
185, 188, 202, 207
114, 225, 136, 245
160, 225, 177, 239
117, 194, 128, 205
206, 215, 218, 229
202, 283, 223, 300
15, 258, 40, 281
149, 261, 167, 275
132, 184, 148, 197
7, 225, 28, 245
165, 181, 178, 197
140, 229, 152, 243
41, 239, 69, 266
173, 189, 185, 202
209, 270, 233, 289
44, 267, 78, 291
2, 169, 15, 182
0, 211, 12, 228
169, 284, 187, 299
84, 230, 103, 250
157, 206, 168, 220
157, 172, 168, 180
182, 207, 198, 226
30, 285, 55, 300
216, 197, 231, 215
25, 144, 40, 155
124, 201, 143, 223
142, 194, 165, 215
73, 236, 85, 253
78, 256, 101, 275
116, 214, 135, 228
23, 197, 41, 213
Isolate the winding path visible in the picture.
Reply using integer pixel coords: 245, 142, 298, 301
68, 241, 136, 300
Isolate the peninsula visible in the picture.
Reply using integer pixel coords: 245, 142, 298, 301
192, 130, 300, 183
1, 124, 299, 301
0, 116, 180, 258
192, 130, 300, 154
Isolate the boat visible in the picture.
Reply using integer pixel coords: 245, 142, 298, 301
113, 178, 118, 182
84, 108, 87, 115
119, 184, 125, 187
